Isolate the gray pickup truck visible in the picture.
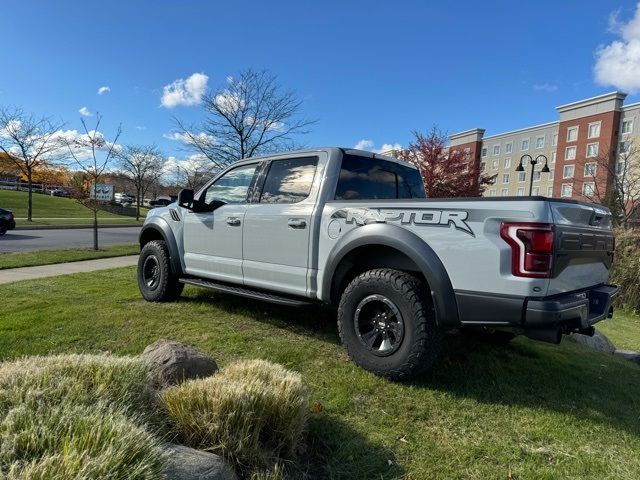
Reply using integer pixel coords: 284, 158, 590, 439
138, 148, 617, 379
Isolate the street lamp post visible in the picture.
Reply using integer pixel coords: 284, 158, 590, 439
516, 154, 550, 196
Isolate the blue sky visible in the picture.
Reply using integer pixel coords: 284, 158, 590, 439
2, 0, 640, 162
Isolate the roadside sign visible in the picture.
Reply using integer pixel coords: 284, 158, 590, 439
90, 183, 114, 201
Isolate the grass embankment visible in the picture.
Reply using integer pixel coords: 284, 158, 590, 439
1, 268, 639, 479
0, 244, 138, 270
598, 309, 640, 352
0, 190, 146, 226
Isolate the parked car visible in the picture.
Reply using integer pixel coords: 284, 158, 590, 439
0, 208, 16, 235
50, 188, 69, 197
114, 193, 135, 205
149, 198, 174, 207
137, 147, 618, 380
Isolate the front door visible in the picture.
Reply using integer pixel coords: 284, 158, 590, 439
183, 162, 259, 284
242, 157, 318, 296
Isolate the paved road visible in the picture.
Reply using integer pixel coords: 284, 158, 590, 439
0, 255, 139, 284
0, 227, 141, 253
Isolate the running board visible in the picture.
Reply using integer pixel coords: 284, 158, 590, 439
179, 278, 312, 307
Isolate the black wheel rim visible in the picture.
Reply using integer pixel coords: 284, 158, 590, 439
142, 255, 161, 290
354, 294, 405, 356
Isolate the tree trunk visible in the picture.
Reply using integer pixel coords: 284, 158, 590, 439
136, 189, 141, 221
93, 209, 98, 250
27, 170, 33, 222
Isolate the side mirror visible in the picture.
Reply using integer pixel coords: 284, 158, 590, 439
178, 189, 194, 209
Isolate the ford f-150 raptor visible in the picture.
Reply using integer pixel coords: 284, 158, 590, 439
137, 148, 618, 380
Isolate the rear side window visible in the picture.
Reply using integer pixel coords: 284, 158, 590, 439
335, 154, 426, 200
259, 157, 318, 204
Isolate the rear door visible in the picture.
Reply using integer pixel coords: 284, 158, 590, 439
242, 156, 319, 296
548, 200, 615, 295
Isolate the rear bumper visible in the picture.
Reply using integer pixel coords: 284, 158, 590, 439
524, 284, 618, 329
8, 220, 16, 230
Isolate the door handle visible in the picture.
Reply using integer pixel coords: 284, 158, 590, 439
226, 217, 241, 226
287, 218, 307, 229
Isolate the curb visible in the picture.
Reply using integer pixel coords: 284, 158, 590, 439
15, 224, 142, 231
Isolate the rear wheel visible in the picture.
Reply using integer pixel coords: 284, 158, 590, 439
137, 240, 184, 302
337, 269, 443, 380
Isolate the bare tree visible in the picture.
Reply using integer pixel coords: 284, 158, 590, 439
173, 69, 315, 169
579, 140, 640, 227
172, 155, 218, 191
0, 107, 64, 221
61, 114, 122, 250
118, 145, 164, 220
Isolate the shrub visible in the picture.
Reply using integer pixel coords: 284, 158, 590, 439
162, 359, 308, 473
610, 228, 640, 313
0, 354, 165, 479
0, 354, 154, 419
0, 404, 164, 479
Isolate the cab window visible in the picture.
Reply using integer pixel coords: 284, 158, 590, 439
259, 157, 318, 204
202, 163, 258, 206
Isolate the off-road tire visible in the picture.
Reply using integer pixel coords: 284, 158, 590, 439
337, 268, 443, 381
138, 240, 184, 302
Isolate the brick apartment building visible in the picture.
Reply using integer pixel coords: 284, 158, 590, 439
448, 91, 638, 201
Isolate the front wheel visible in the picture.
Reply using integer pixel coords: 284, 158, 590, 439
137, 240, 184, 302
337, 269, 443, 381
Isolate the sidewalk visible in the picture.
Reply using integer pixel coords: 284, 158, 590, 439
0, 255, 138, 285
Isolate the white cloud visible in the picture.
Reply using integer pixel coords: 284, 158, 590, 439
163, 131, 215, 145
97, 86, 110, 95
78, 106, 92, 117
532, 83, 558, 92
595, 3, 640, 93
160, 72, 208, 108
353, 139, 401, 154
135, 126, 146, 131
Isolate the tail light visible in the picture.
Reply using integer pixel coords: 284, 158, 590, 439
500, 222, 554, 278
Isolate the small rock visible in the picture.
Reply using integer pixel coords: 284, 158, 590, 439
571, 329, 616, 354
162, 443, 238, 480
614, 349, 640, 364
142, 339, 218, 387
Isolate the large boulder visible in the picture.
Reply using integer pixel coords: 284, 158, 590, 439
614, 349, 640, 364
571, 329, 616, 354
162, 443, 238, 480
142, 339, 218, 387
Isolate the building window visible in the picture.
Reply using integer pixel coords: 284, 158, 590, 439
552, 133, 558, 146
481, 147, 487, 157
505, 142, 513, 154
547, 186, 553, 197
532, 187, 540, 196
620, 141, 630, 154
551, 151, 557, 163
622, 119, 633, 135
587, 122, 601, 139
582, 182, 595, 196
493, 145, 500, 155
549, 170, 555, 180
504, 158, 511, 169
561, 183, 573, 197
563, 165, 575, 178
565, 146, 576, 160
586, 143, 599, 158
533, 171, 541, 181
518, 171, 526, 182
616, 160, 625, 175
535, 136, 545, 149
479, 161, 486, 172
464, 147, 471, 154
567, 126, 578, 142
502, 173, 510, 183
517, 187, 525, 196
492, 159, 499, 169
584, 162, 597, 177
488, 189, 496, 197
501, 188, 509, 196
521, 139, 530, 151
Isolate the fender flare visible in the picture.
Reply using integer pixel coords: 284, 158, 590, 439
139, 218, 184, 276
323, 223, 459, 327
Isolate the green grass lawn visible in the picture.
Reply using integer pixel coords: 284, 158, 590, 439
1, 268, 639, 479
0, 244, 138, 269
598, 309, 640, 351
0, 190, 147, 225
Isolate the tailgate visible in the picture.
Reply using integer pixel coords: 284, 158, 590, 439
548, 200, 615, 295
